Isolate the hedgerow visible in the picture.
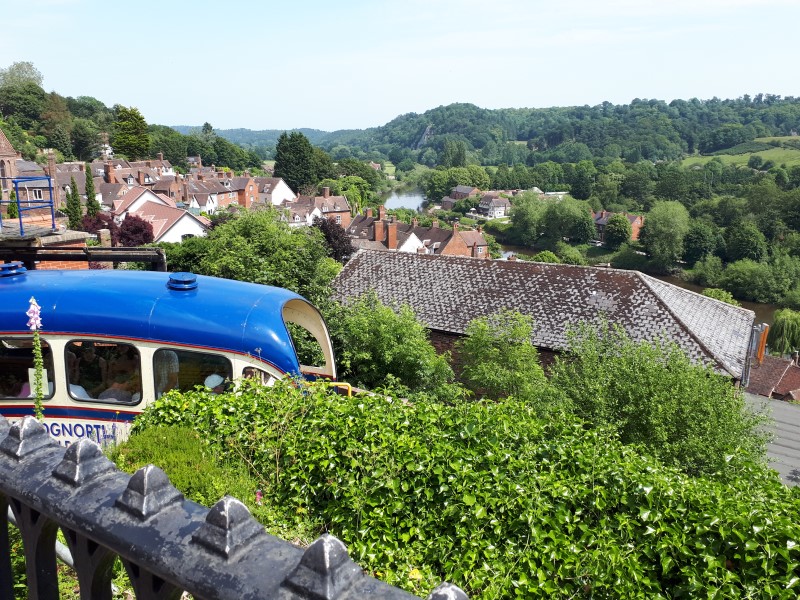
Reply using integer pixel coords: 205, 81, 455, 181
132, 380, 800, 599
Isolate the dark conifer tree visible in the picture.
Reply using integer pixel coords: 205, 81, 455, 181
84, 166, 100, 217
66, 175, 83, 229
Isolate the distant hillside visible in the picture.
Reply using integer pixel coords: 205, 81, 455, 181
175, 95, 800, 166
171, 126, 332, 149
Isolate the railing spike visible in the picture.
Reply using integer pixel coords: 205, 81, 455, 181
192, 496, 264, 560
115, 464, 183, 520
281, 533, 361, 600
0, 415, 55, 459
53, 439, 115, 486
427, 582, 470, 600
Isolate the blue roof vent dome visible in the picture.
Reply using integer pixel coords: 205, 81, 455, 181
0, 262, 27, 277
167, 272, 198, 291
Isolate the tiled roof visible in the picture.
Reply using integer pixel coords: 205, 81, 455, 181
775, 364, 800, 397
332, 250, 755, 378
0, 128, 16, 156
459, 230, 487, 248
129, 200, 205, 242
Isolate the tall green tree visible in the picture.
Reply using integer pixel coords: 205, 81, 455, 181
726, 220, 768, 263
71, 118, 100, 161
0, 61, 43, 87
112, 105, 149, 160
603, 213, 632, 250
65, 176, 83, 229
682, 220, 718, 265
274, 132, 317, 193
84, 168, 100, 217
640, 201, 690, 270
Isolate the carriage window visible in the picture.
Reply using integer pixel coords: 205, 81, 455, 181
242, 366, 277, 386
153, 349, 232, 397
66, 341, 141, 403
0, 337, 54, 399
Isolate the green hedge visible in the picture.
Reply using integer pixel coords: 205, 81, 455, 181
132, 381, 800, 599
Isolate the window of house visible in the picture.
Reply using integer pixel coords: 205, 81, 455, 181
153, 348, 231, 397
32, 189, 43, 200
477, 247, 484, 254
0, 337, 54, 399
66, 340, 141, 404
335, 215, 342, 224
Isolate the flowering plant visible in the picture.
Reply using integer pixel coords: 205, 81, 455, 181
26, 297, 44, 420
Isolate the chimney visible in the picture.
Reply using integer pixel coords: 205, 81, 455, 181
412, 217, 418, 228
182, 181, 189, 203
794, 351, 799, 366
508, 254, 517, 261
378, 205, 386, 221
453, 222, 460, 232
158, 152, 164, 161
46, 150, 56, 178
477, 225, 482, 232
146, 160, 152, 168
137, 170, 145, 185
387, 221, 398, 250
323, 186, 330, 198
104, 161, 115, 184
78, 163, 85, 172
366, 207, 373, 218
432, 219, 439, 228
373, 220, 385, 243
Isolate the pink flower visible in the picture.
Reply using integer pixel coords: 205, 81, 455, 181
26, 297, 42, 331
255, 490, 263, 505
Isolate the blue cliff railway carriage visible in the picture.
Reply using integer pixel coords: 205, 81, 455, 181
0, 262, 336, 445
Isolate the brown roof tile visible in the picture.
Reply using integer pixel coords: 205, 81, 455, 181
332, 250, 755, 378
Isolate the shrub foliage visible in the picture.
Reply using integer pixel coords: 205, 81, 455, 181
132, 379, 798, 599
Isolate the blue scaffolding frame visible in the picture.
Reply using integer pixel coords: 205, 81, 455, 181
0, 175, 56, 236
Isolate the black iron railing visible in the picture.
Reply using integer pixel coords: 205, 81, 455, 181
0, 415, 468, 600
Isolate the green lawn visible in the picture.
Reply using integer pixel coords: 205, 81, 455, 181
682, 137, 800, 168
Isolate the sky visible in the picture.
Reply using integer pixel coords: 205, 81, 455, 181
3, 0, 799, 132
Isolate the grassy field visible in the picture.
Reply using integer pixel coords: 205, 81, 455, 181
682, 137, 800, 168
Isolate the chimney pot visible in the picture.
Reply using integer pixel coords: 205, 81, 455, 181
366, 207, 373, 218
387, 221, 398, 250
323, 186, 330, 198
373, 220, 385, 243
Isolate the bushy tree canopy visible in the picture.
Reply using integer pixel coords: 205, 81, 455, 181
118, 214, 154, 247
112, 105, 149, 160
274, 132, 317, 193
603, 213, 632, 250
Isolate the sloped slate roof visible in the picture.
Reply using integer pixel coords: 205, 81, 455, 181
332, 250, 755, 378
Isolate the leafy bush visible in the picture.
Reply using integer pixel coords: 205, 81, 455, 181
455, 310, 549, 405
549, 322, 769, 476
326, 291, 454, 395
133, 380, 799, 599
527, 250, 561, 263
701, 287, 740, 306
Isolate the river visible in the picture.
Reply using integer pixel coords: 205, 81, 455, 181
381, 189, 426, 211
499, 244, 776, 325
